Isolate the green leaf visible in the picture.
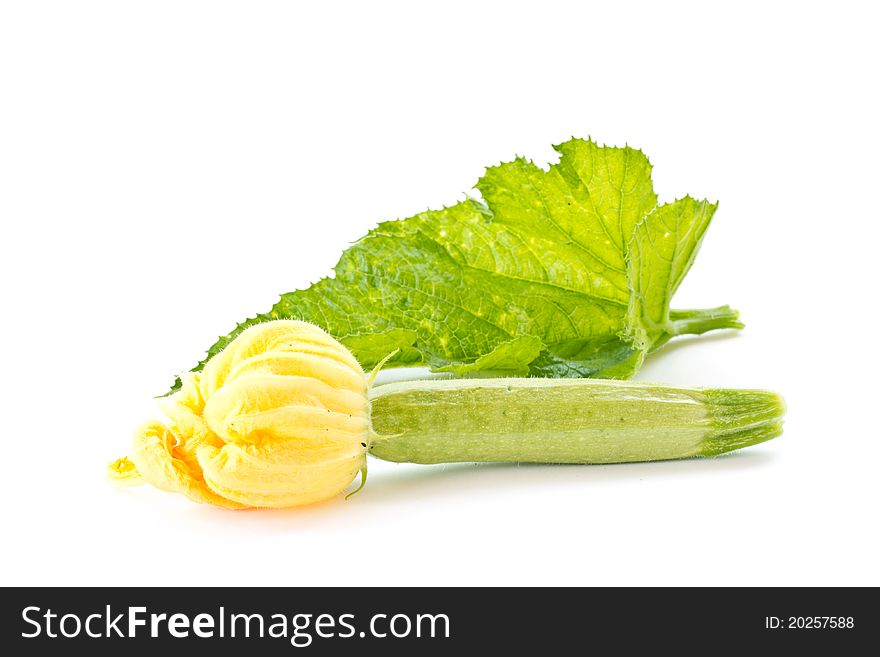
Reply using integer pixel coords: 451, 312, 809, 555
625, 197, 742, 362
168, 138, 739, 393
627, 196, 716, 343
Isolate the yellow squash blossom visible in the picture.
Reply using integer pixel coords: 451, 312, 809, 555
110, 321, 370, 508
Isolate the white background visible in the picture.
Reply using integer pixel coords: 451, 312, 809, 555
1, 1, 878, 587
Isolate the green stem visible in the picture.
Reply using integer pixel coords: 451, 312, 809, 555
648, 305, 744, 353
667, 305, 744, 338
368, 378, 784, 465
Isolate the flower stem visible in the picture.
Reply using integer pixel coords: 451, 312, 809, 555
368, 378, 784, 465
